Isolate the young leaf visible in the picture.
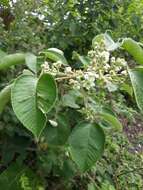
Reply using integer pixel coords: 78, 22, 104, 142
69, 122, 105, 172
99, 112, 122, 131
92, 34, 105, 47
128, 67, 143, 112
92, 33, 120, 51
42, 48, 68, 65
25, 53, 37, 73
122, 38, 143, 65
104, 33, 120, 51
11, 73, 57, 139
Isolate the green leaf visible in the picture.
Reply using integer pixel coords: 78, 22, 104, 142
99, 112, 123, 131
0, 53, 25, 70
69, 122, 105, 172
0, 52, 37, 72
37, 73, 57, 113
0, 0, 9, 6
0, 163, 24, 190
122, 38, 143, 65
62, 94, 80, 109
25, 53, 37, 73
73, 51, 91, 66
120, 83, 133, 97
0, 49, 7, 58
42, 48, 68, 65
92, 33, 120, 51
43, 114, 71, 146
105, 81, 118, 92
11, 73, 57, 139
0, 162, 44, 189
11, 74, 46, 138
88, 183, 97, 190
92, 34, 105, 47
0, 85, 11, 113
128, 67, 143, 112
104, 33, 120, 51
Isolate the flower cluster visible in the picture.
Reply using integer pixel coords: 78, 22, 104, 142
41, 41, 128, 121
41, 60, 62, 75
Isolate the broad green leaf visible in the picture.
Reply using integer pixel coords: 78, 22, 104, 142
122, 38, 143, 65
11, 73, 57, 138
37, 74, 57, 113
42, 114, 70, 146
11, 74, 46, 138
25, 53, 37, 73
42, 48, 68, 65
61, 159, 76, 180
69, 122, 105, 172
99, 112, 123, 131
128, 67, 143, 112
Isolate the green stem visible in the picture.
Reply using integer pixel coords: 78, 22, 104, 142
0, 85, 12, 113
0, 53, 25, 70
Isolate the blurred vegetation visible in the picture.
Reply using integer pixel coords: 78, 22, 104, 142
0, 0, 143, 189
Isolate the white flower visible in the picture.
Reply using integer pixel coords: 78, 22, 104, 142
95, 73, 100, 78
53, 61, 62, 68
100, 51, 110, 62
42, 61, 50, 71
84, 73, 89, 80
73, 83, 81, 90
69, 79, 76, 84
115, 66, 122, 72
111, 57, 116, 63
121, 70, 127, 75
49, 120, 58, 127
103, 64, 110, 70
65, 66, 72, 73
116, 58, 127, 66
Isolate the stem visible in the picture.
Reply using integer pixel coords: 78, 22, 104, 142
56, 74, 76, 81
0, 85, 12, 113
0, 53, 25, 70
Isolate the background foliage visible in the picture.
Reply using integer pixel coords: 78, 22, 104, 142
0, 0, 143, 190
